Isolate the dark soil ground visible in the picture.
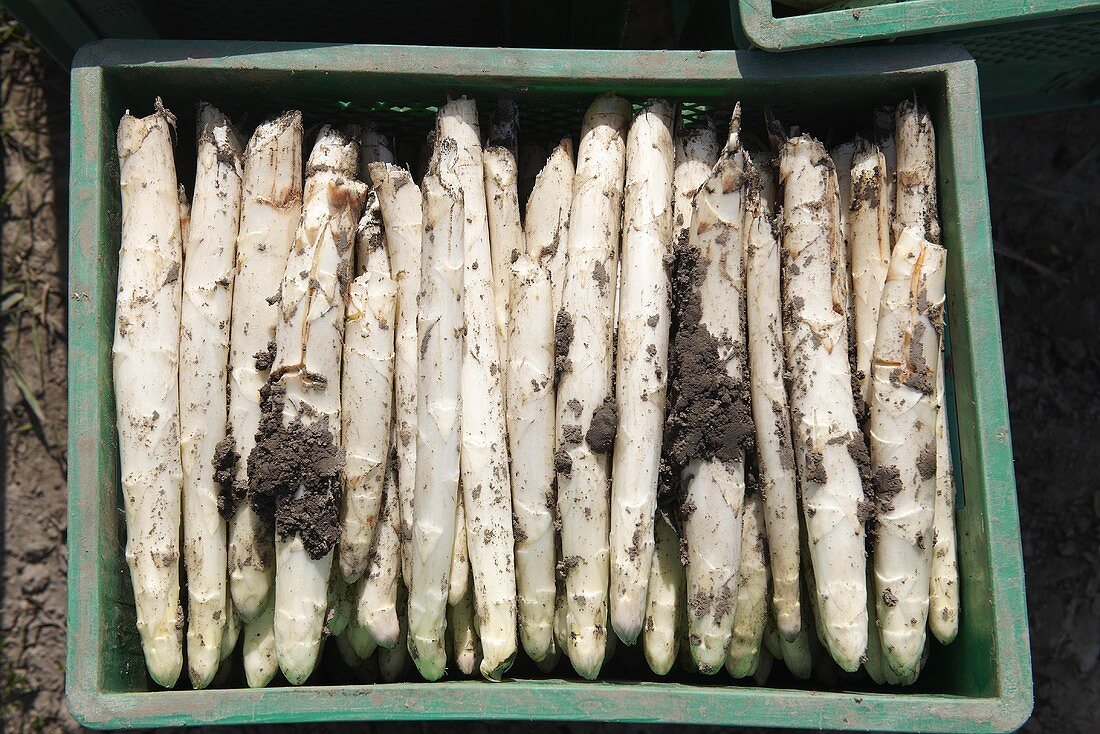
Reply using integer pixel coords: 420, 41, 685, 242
2, 2, 1097, 732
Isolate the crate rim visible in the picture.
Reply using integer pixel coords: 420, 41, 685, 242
735, 0, 1100, 52
66, 39, 1031, 732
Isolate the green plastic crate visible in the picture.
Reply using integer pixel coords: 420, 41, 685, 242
1, 0, 629, 66
731, 0, 1100, 115
66, 40, 1031, 730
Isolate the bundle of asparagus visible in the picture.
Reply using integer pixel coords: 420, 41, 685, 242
113, 94, 958, 688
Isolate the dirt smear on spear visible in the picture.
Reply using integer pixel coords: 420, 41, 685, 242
246, 363, 345, 560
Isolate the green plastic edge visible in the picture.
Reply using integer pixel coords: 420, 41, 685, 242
737, 0, 1100, 51
65, 41, 1032, 731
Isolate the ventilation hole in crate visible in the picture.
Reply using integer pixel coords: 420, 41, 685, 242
1040, 68, 1094, 93
965, 20, 1100, 66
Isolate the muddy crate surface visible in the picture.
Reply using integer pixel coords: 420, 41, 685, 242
66, 40, 1030, 730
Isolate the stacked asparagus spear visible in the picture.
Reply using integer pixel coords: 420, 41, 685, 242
113, 94, 959, 689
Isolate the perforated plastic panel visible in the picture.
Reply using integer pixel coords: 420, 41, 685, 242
149, 0, 504, 46
669, 1, 1100, 115
64, 0, 627, 50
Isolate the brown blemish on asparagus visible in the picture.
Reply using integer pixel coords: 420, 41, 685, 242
591, 261, 610, 295
562, 424, 583, 445
917, 443, 936, 481
554, 448, 573, 477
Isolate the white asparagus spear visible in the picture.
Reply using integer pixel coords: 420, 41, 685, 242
779, 623, 812, 680
339, 193, 397, 582
554, 94, 631, 680
448, 493, 471, 606
674, 108, 750, 675
220, 597, 240, 660
179, 104, 242, 689
407, 161, 464, 682
346, 583, 379, 660
335, 628, 365, 670
663, 128, 720, 667
895, 101, 940, 245
869, 227, 946, 682
524, 137, 574, 316
929, 344, 959, 644
881, 132, 898, 238
850, 139, 892, 405
358, 451, 402, 647
518, 142, 551, 208
114, 100, 184, 688
762, 609, 783, 662
643, 510, 684, 675
450, 574, 482, 676
326, 565, 353, 638
535, 647, 561, 674
537, 585, 561, 672
778, 135, 868, 672
507, 254, 557, 661
360, 125, 394, 183
753, 647, 774, 685
604, 611, 618, 663
368, 162, 423, 587
178, 184, 191, 245
264, 126, 367, 685
437, 98, 519, 680
227, 111, 303, 623
725, 483, 769, 678
779, 566, 816, 681
800, 519, 831, 650
832, 141, 857, 277
378, 583, 410, 682
610, 100, 675, 645
242, 599, 277, 688
862, 562, 887, 684
672, 120, 720, 248
553, 569, 569, 658
744, 161, 802, 642
483, 100, 523, 371
895, 99, 959, 646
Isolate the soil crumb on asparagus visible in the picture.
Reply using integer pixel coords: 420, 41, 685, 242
212, 435, 242, 519
586, 395, 618, 454
554, 309, 574, 386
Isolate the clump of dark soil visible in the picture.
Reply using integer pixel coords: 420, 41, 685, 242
664, 243, 755, 479
247, 378, 345, 560
847, 432, 872, 485
212, 434, 242, 518
554, 309, 573, 386
254, 339, 277, 371
804, 450, 827, 484
554, 447, 573, 477
585, 395, 618, 454
871, 465, 903, 517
